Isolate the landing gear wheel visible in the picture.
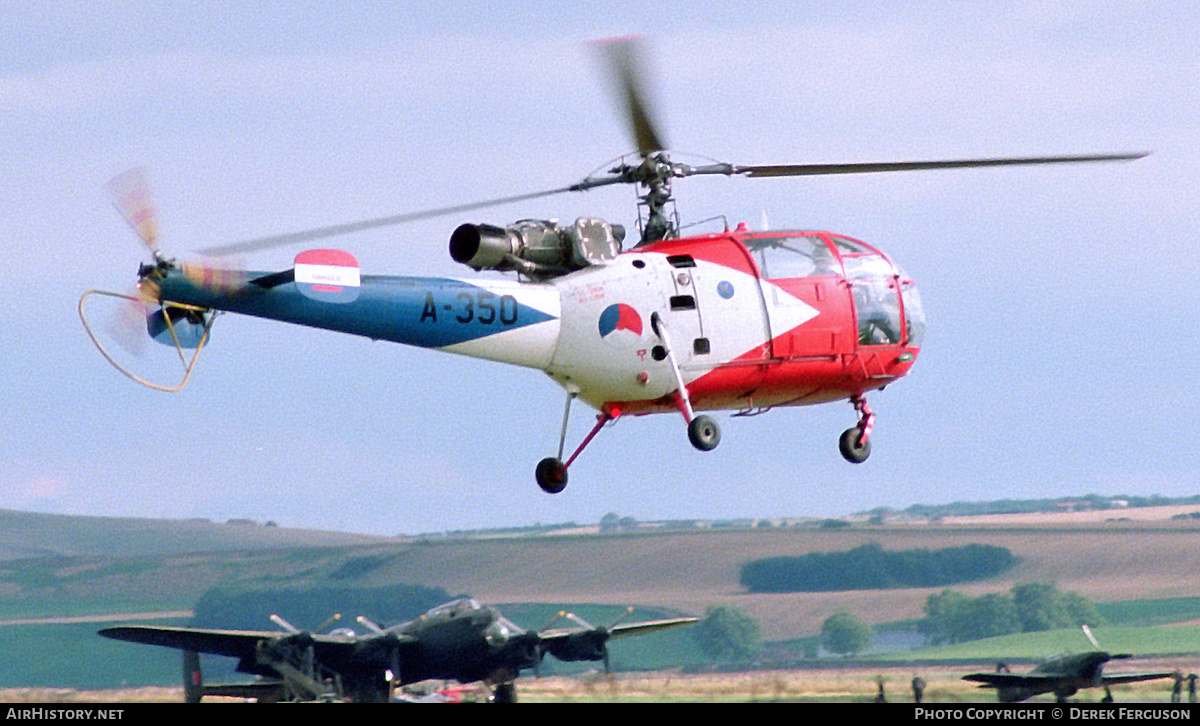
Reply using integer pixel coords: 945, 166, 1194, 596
688, 415, 721, 452
493, 682, 517, 703
839, 427, 871, 464
535, 457, 568, 494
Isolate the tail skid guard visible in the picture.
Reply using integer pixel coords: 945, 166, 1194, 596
79, 289, 214, 392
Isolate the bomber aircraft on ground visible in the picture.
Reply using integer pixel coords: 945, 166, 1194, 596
100, 597, 696, 703
961, 626, 1175, 703
80, 38, 1145, 493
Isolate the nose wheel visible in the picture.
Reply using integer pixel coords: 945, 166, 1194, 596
688, 414, 721, 451
839, 395, 874, 464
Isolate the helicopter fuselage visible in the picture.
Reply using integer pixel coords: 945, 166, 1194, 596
152, 226, 923, 424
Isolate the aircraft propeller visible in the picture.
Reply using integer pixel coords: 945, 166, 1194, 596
1081, 624, 1132, 661
108, 168, 246, 291
81, 169, 250, 387
541, 607, 638, 674
355, 615, 384, 633
100, 168, 164, 355
598, 36, 666, 159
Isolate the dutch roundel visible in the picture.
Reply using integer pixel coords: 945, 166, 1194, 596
598, 303, 643, 338
294, 249, 361, 304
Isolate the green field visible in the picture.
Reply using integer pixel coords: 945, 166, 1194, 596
1099, 597, 1200, 626
0, 620, 185, 689
887, 624, 1200, 662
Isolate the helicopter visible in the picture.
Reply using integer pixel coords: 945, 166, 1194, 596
79, 39, 1146, 494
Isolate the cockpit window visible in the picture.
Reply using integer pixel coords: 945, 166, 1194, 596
743, 232, 920, 348
828, 235, 871, 255
485, 615, 524, 647
830, 236, 896, 281
829, 236, 906, 346
745, 235, 841, 278
842, 254, 896, 281
429, 598, 482, 618
854, 279, 903, 345
901, 279, 925, 348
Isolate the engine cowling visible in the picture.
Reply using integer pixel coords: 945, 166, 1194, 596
541, 631, 608, 662
449, 218, 625, 279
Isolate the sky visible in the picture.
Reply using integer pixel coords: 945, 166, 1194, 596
1, 2, 1197, 536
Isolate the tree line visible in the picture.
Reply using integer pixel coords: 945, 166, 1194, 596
902, 493, 1200, 519
919, 581, 1102, 645
739, 542, 1017, 593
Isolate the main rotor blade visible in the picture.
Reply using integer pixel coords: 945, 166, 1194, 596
597, 37, 666, 157
726, 152, 1149, 178
195, 184, 580, 256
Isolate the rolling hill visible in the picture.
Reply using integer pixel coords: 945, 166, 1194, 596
3, 506, 1200, 641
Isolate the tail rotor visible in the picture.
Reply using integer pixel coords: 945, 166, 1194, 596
80, 168, 240, 390
107, 167, 162, 262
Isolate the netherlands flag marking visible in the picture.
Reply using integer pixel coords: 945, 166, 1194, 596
295, 249, 361, 304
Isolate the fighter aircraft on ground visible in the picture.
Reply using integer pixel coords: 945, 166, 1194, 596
99, 597, 696, 703
961, 626, 1175, 703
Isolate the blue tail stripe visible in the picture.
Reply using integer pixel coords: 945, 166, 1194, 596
158, 274, 556, 349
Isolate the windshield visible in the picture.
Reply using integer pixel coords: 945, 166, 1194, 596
742, 232, 923, 347
428, 598, 483, 618
826, 236, 902, 346
744, 234, 841, 278
484, 614, 525, 648
900, 278, 925, 348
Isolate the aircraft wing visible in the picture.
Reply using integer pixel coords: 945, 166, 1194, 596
100, 625, 287, 659
1101, 671, 1177, 686
965, 669, 1176, 689
99, 624, 410, 660
962, 672, 1061, 689
537, 616, 698, 643
607, 616, 700, 639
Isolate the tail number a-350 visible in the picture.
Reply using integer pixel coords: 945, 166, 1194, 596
420, 291, 519, 325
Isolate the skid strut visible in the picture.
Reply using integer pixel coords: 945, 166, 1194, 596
536, 386, 618, 495
650, 312, 695, 422
651, 312, 721, 452
851, 394, 875, 447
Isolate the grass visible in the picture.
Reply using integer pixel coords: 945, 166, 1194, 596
1099, 597, 1200, 626
6, 600, 1200, 690
0, 620, 186, 689
884, 625, 1200, 662
1, 666, 1187, 704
